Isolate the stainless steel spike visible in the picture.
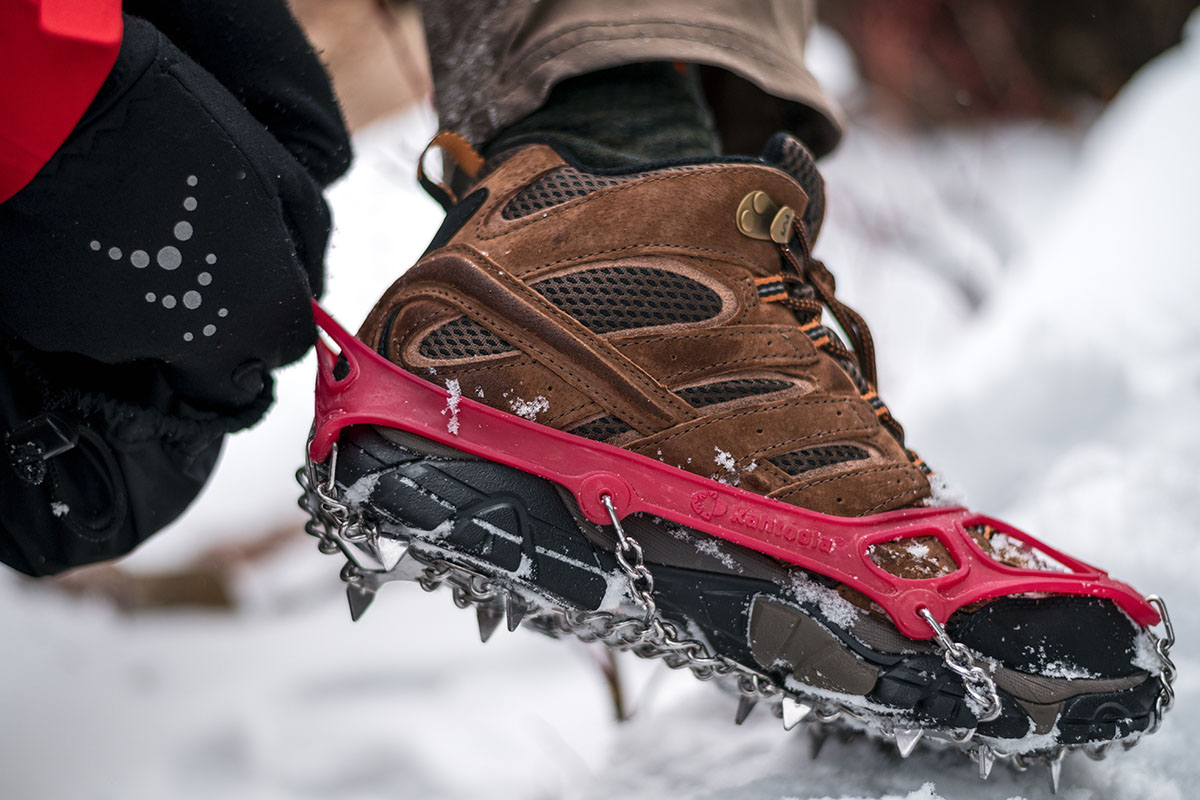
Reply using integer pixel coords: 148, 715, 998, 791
346, 581, 376, 621
375, 538, 409, 572
735, 696, 757, 725
976, 746, 995, 780
476, 603, 504, 643
1049, 751, 1064, 794
505, 593, 528, 632
781, 698, 812, 731
807, 724, 828, 760
893, 727, 923, 759
343, 540, 387, 573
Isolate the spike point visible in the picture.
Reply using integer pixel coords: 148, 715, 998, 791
376, 538, 409, 572
1049, 753, 1063, 794
893, 727, 923, 759
781, 697, 812, 731
735, 696, 757, 725
346, 582, 376, 621
505, 593, 528, 632
976, 746, 995, 780
476, 603, 504, 643
807, 725, 828, 760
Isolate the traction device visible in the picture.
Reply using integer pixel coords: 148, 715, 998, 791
306, 302, 1159, 640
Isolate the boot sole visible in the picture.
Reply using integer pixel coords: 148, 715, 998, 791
309, 424, 1159, 765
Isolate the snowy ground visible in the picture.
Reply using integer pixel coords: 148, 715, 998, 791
2, 21, 1198, 800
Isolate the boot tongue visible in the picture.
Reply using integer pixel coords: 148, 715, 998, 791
761, 133, 825, 241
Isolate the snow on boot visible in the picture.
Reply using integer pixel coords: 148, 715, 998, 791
298, 131, 1176, 782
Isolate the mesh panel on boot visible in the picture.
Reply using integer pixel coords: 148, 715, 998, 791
501, 165, 706, 219
763, 133, 825, 240
418, 317, 514, 360
769, 444, 869, 476
417, 266, 721, 361
534, 266, 722, 334
567, 415, 634, 441
677, 378, 794, 408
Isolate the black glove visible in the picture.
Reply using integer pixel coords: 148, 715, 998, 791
0, 2, 351, 576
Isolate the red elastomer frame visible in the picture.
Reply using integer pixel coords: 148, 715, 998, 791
308, 302, 1159, 639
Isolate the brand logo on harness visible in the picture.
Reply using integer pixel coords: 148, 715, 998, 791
689, 491, 839, 555
691, 490, 727, 521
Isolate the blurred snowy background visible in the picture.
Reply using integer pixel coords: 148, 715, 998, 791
2, 3, 1198, 798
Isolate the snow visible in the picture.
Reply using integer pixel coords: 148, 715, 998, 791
442, 378, 462, 435
342, 472, 382, 508
508, 395, 549, 421
986, 532, 1068, 574
924, 472, 968, 508
1040, 661, 1100, 681
714, 447, 737, 473
782, 573, 860, 631
3, 20, 1200, 800
1133, 631, 1166, 676
696, 539, 742, 573
597, 567, 632, 612
713, 446, 749, 485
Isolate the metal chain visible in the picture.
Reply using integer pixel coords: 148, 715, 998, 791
600, 492, 1004, 731
1146, 594, 1176, 733
408, 546, 781, 693
918, 608, 1003, 723
299, 445, 385, 570
602, 495, 657, 622
297, 460, 342, 556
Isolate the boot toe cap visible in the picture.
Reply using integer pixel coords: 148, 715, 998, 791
948, 595, 1141, 679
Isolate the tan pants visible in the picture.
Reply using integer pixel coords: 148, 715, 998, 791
418, 0, 842, 156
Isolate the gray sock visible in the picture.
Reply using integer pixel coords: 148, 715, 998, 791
484, 63, 719, 169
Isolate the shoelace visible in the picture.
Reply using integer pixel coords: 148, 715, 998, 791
765, 220, 929, 473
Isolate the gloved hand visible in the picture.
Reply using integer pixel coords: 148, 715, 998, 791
0, 1, 351, 576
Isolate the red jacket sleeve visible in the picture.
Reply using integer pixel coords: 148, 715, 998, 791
0, 0, 122, 203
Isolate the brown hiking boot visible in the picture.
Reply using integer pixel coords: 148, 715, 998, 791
300, 132, 1174, 779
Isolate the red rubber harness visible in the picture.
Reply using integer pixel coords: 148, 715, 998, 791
308, 302, 1158, 639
